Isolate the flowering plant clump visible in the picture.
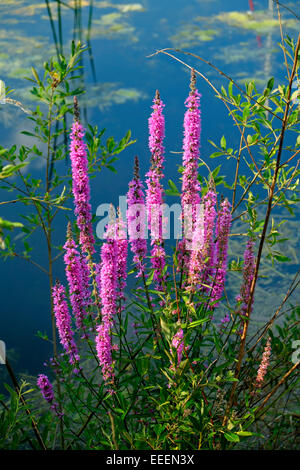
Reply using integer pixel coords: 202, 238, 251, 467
1, 34, 300, 451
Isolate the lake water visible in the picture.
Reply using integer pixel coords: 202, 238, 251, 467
0, 0, 299, 378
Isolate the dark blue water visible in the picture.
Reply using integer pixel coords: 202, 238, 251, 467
0, 0, 299, 378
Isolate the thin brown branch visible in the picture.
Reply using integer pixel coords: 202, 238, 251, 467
276, 0, 291, 81
5, 359, 47, 450
150, 49, 272, 191
148, 48, 283, 122
223, 33, 300, 425
254, 361, 300, 418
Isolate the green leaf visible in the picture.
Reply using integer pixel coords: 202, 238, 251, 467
0, 163, 28, 179
210, 151, 225, 158
166, 179, 180, 196
220, 135, 226, 150
243, 104, 250, 121
247, 134, 253, 145
160, 318, 171, 339
273, 254, 291, 263
0, 217, 23, 230
186, 318, 210, 329
224, 431, 240, 442
236, 431, 253, 437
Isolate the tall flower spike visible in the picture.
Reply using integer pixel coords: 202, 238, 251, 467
210, 198, 232, 307
95, 321, 114, 383
52, 281, 80, 368
181, 68, 202, 239
70, 97, 95, 255
127, 156, 147, 278
95, 221, 118, 384
146, 90, 166, 290
116, 211, 128, 307
63, 222, 88, 333
202, 185, 217, 290
99, 221, 117, 323
188, 186, 217, 291
179, 70, 202, 276
37, 374, 61, 417
236, 238, 255, 318
255, 337, 271, 388
188, 203, 205, 290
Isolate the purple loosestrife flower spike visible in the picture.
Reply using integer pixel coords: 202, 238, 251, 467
95, 221, 118, 384
70, 97, 95, 255
178, 70, 202, 275
148, 90, 165, 177
99, 222, 118, 323
255, 337, 271, 388
63, 223, 88, 331
95, 321, 114, 382
37, 374, 61, 417
127, 156, 147, 277
146, 90, 166, 290
188, 203, 205, 290
236, 239, 255, 318
188, 188, 217, 291
181, 69, 202, 235
116, 213, 128, 307
210, 198, 232, 307
203, 187, 217, 282
52, 281, 80, 367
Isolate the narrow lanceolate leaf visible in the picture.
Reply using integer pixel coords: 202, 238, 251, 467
0, 163, 28, 179
224, 431, 240, 442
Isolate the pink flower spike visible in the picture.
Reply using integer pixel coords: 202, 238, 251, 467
181, 69, 202, 230
237, 239, 255, 318
127, 156, 148, 277
116, 215, 128, 307
37, 374, 62, 417
52, 281, 80, 367
146, 90, 166, 290
63, 223, 88, 331
95, 220, 118, 384
179, 70, 202, 276
69, 97, 95, 255
95, 321, 114, 382
210, 198, 232, 308
255, 337, 271, 388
